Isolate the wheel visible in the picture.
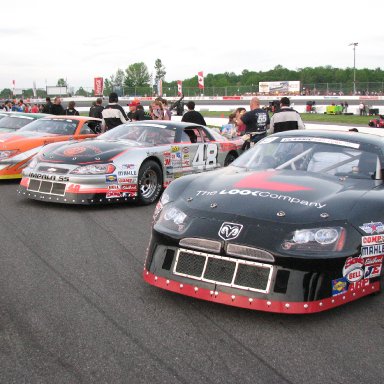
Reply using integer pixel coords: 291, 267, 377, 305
138, 160, 163, 205
224, 152, 238, 166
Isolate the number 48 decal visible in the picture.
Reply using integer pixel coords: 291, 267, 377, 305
192, 143, 218, 168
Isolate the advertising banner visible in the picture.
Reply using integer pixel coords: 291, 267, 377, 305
259, 81, 300, 94
94, 77, 104, 96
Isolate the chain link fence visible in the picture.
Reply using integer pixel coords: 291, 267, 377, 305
2, 82, 384, 99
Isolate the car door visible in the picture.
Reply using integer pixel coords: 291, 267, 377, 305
177, 126, 219, 174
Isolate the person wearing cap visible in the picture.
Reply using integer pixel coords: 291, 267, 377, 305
268, 97, 305, 134
101, 92, 128, 131
127, 100, 145, 121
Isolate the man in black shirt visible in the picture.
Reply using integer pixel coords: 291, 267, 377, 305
127, 100, 145, 121
239, 97, 270, 149
42, 97, 53, 114
181, 101, 206, 125
89, 98, 104, 119
51, 97, 65, 115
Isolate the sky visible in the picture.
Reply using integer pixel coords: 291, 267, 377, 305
1, 0, 383, 90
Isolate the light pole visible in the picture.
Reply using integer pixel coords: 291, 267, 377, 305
349, 42, 358, 94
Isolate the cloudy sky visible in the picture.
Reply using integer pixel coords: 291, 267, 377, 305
1, 0, 383, 90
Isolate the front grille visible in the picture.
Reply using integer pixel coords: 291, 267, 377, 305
179, 238, 221, 253
173, 248, 272, 293
27, 179, 66, 196
226, 243, 275, 262
37, 166, 69, 174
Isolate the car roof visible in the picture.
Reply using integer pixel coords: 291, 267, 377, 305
130, 120, 203, 129
6, 112, 50, 118
40, 115, 101, 122
272, 129, 384, 147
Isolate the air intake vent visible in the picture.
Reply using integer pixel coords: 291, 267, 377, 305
173, 248, 272, 293
226, 244, 275, 262
179, 238, 221, 253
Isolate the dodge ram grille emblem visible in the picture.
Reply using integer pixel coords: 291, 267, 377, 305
218, 222, 243, 241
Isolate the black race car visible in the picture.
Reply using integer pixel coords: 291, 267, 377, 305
144, 129, 384, 314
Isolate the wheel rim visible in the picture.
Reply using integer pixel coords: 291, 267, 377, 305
140, 169, 158, 198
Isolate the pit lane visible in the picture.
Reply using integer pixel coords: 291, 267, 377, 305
1, 180, 384, 384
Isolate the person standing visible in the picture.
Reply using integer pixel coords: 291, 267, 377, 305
51, 97, 65, 115
101, 92, 128, 131
42, 97, 53, 114
268, 97, 305, 134
181, 101, 206, 125
238, 97, 270, 149
89, 98, 104, 119
65, 101, 79, 116
127, 100, 145, 121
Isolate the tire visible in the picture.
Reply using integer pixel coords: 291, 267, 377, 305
224, 152, 238, 167
138, 160, 163, 205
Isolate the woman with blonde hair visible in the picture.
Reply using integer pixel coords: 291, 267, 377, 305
149, 99, 166, 120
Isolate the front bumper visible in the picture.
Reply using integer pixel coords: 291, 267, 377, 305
144, 231, 381, 314
18, 178, 137, 205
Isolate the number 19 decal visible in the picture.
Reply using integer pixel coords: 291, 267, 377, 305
192, 144, 218, 168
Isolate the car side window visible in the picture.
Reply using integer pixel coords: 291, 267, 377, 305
79, 122, 95, 135
184, 128, 203, 143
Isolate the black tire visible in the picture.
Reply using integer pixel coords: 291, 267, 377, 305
224, 152, 238, 167
138, 160, 163, 205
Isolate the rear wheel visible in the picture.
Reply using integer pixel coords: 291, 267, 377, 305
224, 152, 238, 166
138, 160, 163, 205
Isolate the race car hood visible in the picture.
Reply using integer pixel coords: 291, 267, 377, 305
173, 168, 378, 224
0, 131, 58, 150
39, 139, 146, 164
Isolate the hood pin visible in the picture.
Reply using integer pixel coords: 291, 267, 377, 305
320, 212, 329, 218
277, 211, 285, 217
187, 197, 193, 202
210, 203, 218, 208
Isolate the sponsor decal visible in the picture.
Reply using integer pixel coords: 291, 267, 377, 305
105, 174, 118, 183
218, 222, 243, 241
364, 255, 384, 266
63, 146, 87, 156
122, 192, 137, 198
359, 222, 384, 234
120, 184, 137, 191
183, 153, 190, 159
343, 256, 364, 283
171, 152, 182, 160
118, 178, 136, 183
361, 244, 384, 257
106, 191, 121, 198
280, 137, 360, 149
171, 146, 180, 152
182, 159, 191, 167
332, 277, 348, 296
362, 235, 384, 245
234, 171, 312, 192
163, 151, 171, 157
195, 189, 326, 209
108, 185, 119, 190
118, 170, 137, 176
122, 164, 135, 169
348, 278, 370, 291
364, 264, 382, 279
28, 172, 69, 182
164, 158, 171, 166
182, 147, 189, 154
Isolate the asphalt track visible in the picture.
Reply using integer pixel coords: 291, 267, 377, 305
1, 180, 384, 384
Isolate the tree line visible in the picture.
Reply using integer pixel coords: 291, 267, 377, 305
1, 61, 383, 99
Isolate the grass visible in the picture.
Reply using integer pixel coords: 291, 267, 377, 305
202, 110, 374, 126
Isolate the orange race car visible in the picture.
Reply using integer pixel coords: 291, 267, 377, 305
0, 115, 101, 179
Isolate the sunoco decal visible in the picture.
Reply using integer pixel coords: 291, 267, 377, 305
332, 277, 348, 296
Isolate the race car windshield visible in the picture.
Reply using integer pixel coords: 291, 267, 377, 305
0, 115, 35, 130
18, 119, 78, 135
98, 124, 176, 145
232, 137, 382, 179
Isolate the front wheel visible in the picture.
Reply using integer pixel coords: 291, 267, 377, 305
138, 160, 163, 205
